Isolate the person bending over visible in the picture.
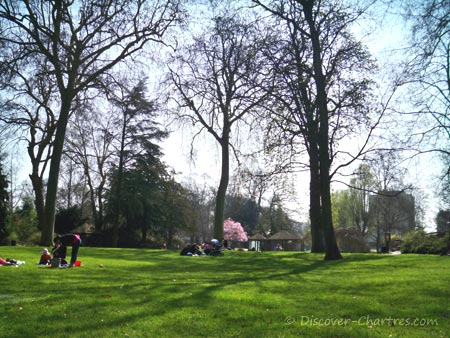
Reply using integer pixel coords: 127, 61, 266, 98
53, 234, 81, 268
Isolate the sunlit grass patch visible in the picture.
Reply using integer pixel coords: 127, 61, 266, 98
0, 247, 449, 338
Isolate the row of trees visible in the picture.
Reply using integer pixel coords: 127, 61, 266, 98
0, 154, 298, 247
0, 0, 448, 259
0, 0, 183, 247
331, 161, 417, 251
164, 0, 385, 259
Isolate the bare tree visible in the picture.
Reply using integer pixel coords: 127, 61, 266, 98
167, 12, 273, 239
366, 151, 415, 251
403, 0, 449, 144
0, 151, 9, 243
407, 0, 449, 201
344, 164, 376, 237
0, 71, 57, 233
64, 97, 116, 233
182, 179, 215, 242
253, 0, 377, 259
389, 0, 450, 202
0, 0, 182, 245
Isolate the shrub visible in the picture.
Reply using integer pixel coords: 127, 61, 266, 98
401, 230, 448, 254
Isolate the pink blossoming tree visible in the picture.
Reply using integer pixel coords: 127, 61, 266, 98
223, 218, 248, 242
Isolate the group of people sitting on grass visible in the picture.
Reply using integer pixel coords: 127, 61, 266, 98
180, 239, 232, 256
38, 233, 82, 268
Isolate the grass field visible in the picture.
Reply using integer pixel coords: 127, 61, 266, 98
0, 246, 449, 338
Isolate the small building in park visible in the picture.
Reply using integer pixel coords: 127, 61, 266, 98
268, 230, 303, 251
248, 233, 267, 251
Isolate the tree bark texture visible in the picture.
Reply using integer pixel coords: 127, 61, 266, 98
301, 0, 342, 260
309, 143, 325, 252
214, 130, 230, 240
41, 98, 72, 245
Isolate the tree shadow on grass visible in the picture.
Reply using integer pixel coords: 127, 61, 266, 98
42, 252, 396, 333
68, 253, 420, 336
5, 249, 446, 337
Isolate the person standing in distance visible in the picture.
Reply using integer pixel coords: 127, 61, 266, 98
53, 234, 82, 268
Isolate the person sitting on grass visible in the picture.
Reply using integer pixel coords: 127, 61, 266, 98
53, 234, 81, 268
38, 248, 52, 265
180, 244, 203, 256
203, 242, 212, 255
180, 245, 190, 256
190, 243, 203, 255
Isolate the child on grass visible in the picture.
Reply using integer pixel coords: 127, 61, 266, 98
38, 248, 52, 265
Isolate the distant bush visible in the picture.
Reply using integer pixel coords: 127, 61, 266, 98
401, 231, 448, 254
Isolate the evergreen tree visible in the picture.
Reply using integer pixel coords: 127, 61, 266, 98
109, 79, 168, 247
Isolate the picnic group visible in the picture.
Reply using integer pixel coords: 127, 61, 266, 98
0, 233, 81, 268
179, 238, 231, 256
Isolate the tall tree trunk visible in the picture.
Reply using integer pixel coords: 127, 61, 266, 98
29, 172, 45, 232
28, 126, 48, 233
96, 175, 106, 233
142, 224, 147, 242
66, 161, 73, 208
302, 0, 342, 260
96, 184, 104, 233
213, 131, 230, 240
112, 111, 128, 247
167, 228, 174, 248
85, 171, 99, 232
309, 141, 324, 252
320, 172, 342, 260
41, 99, 72, 246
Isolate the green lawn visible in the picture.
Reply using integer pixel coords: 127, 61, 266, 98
0, 247, 449, 338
